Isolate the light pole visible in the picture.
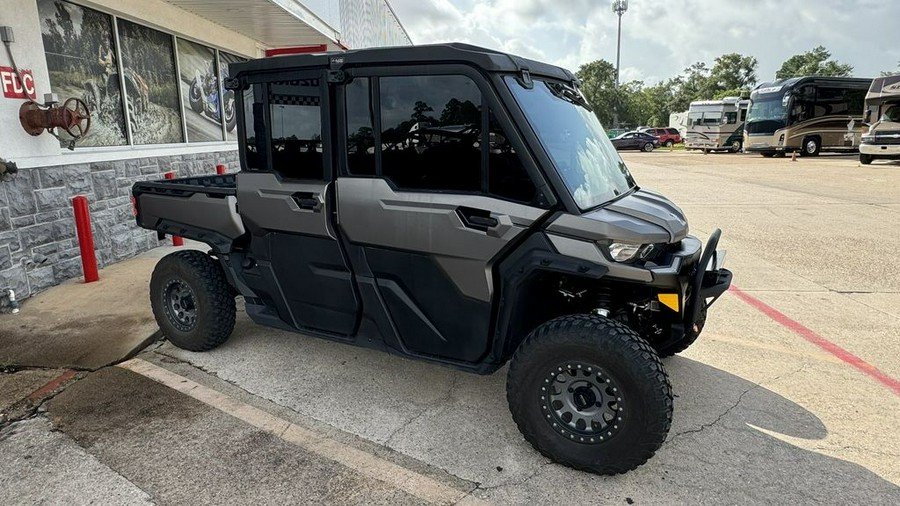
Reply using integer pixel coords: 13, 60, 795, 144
612, 0, 628, 129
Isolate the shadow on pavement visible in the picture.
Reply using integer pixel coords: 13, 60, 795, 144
152, 318, 900, 503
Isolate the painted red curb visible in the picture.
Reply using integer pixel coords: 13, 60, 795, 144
729, 285, 900, 397
27, 369, 78, 401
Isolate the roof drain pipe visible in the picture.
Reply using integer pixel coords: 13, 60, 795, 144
1, 289, 20, 314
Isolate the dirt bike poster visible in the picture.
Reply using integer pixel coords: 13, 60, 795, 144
218, 51, 246, 142
38, 0, 128, 147
117, 19, 184, 144
177, 38, 225, 142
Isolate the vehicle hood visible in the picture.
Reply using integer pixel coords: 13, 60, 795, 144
867, 120, 900, 134
547, 189, 689, 244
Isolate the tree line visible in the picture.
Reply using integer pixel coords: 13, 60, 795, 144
576, 45, 873, 129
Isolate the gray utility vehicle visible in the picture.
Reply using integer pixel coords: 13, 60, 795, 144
133, 44, 732, 474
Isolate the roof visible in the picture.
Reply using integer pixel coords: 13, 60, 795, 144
230, 43, 575, 82
751, 76, 873, 96
866, 75, 900, 103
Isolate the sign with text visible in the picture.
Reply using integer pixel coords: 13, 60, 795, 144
0, 66, 36, 99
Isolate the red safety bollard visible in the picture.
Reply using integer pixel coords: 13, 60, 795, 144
164, 172, 184, 247
72, 195, 99, 283
216, 164, 226, 175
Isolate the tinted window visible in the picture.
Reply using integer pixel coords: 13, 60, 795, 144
270, 79, 323, 180
380, 75, 482, 192
488, 110, 535, 203
667, 128, 679, 135
242, 85, 267, 171
345, 77, 376, 175
739, 109, 747, 122
725, 112, 738, 124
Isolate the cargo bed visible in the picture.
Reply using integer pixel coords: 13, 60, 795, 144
132, 174, 245, 252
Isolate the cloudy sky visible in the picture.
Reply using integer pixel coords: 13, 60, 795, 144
388, 0, 896, 85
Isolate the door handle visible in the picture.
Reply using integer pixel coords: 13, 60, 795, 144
457, 206, 498, 231
291, 192, 321, 212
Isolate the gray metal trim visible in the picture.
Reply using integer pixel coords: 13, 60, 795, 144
546, 234, 652, 283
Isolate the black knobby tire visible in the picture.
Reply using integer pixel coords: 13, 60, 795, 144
507, 315, 673, 475
150, 250, 236, 352
651, 306, 707, 357
188, 79, 203, 114
859, 153, 873, 165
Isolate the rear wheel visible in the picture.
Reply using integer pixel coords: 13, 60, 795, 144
730, 139, 742, 153
664, 139, 674, 147
507, 315, 673, 475
150, 250, 236, 351
859, 153, 873, 165
642, 143, 655, 152
760, 152, 775, 158
802, 137, 821, 156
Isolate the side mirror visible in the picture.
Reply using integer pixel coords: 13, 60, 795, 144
863, 109, 872, 124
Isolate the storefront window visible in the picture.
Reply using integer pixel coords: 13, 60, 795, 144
38, 0, 127, 147
177, 38, 223, 142
218, 52, 246, 141
116, 19, 184, 144
39, 0, 245, 149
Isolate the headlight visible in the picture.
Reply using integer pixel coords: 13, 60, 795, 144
861, 134, 875, 144
608, 242, 643, 262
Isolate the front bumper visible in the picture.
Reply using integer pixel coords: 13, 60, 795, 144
685, 229, 732, 327
860, 144, 900, 156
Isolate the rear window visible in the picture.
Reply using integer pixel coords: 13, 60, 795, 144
667, 128, 679, 135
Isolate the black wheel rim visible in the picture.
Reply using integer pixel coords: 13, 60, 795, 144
163, 279, 197, 332
540, 362, 625, 444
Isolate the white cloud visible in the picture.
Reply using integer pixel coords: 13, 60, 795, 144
389, 0, 897, 83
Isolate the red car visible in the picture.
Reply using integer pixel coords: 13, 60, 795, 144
640, 127, 682, 147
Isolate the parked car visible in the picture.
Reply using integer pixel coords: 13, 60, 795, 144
611, 131, 660, 152
132, 43, 731, 476
640, 127, 682, 147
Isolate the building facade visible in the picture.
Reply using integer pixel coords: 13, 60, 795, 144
0, 0, 410, 306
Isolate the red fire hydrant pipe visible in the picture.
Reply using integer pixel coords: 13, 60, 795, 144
72, 195, 99, 283
164, 172, 184, 247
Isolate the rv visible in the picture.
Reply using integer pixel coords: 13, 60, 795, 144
744, 76, 871, 157
860, 75, 900, 164
684, 97, 749, 152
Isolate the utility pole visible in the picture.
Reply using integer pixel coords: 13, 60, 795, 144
612, 0, 628, 129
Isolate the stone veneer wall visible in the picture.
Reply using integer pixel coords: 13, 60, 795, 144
0, 149, 239, 304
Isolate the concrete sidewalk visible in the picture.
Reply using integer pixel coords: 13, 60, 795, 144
0, 243, 191, 370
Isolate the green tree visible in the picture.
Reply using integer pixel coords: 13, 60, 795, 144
880, 61, 900, 77
668, 62, 710, 112
775, 46, 853, 79
575, 59, 620, 126
705, 53, 758, 97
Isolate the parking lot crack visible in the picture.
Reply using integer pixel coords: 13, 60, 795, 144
383, 374, 459, 447
668, 363, 808, 443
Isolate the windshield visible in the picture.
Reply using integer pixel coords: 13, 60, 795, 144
505, 76, 635, 210
746, 93, 788, 134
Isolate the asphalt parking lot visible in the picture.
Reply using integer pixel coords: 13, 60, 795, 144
3, 151, 899, 505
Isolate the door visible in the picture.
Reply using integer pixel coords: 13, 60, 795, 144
336, 72, 549, 362
237, 72, 359, 335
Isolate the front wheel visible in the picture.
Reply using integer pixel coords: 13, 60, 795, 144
642, 143, 655, 152
188, 79, 203, 114
859, 153, 873, 165
507, 315, 673, 475
150, 250, 236, 351
801, 137, 821, 156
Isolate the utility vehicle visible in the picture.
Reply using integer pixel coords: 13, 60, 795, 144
133, 44, 732, 475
